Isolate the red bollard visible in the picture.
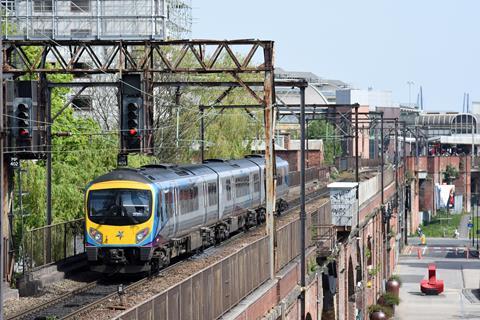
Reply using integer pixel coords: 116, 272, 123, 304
420, 264, 444, 295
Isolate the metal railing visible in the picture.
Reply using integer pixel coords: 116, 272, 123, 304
312, 225, 336, 258
22, 218, 85, 272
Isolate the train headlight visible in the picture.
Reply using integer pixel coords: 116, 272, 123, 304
136, 228, 149, 243
89, 228, 103, 244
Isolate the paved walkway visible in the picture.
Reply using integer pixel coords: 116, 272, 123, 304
395, 239, 480, 319
459, 214, 472, 239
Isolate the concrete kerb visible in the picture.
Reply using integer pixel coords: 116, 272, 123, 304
17, 253, 87, 296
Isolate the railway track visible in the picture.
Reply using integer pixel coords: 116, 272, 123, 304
8, 183, 329, 320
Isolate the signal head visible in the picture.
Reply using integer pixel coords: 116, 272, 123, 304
128, 103, 138, 112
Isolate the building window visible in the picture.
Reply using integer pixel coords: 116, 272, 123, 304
71, 0, 90, 12
33, 0, 52, 12
71, 29, 91, 38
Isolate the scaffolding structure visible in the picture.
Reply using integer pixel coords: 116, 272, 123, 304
1, 0, 192, 40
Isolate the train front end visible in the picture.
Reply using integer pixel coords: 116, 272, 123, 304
85, 177, 158, 273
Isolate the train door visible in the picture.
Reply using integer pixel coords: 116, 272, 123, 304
162, 186, 176, 237
221, 174, 234, 219
202, 180, 208, 225
173, 186, 179, 236
206, 179, 219, 225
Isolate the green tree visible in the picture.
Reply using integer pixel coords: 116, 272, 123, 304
443, 164, 459, 184
153, 53, 263, 162
307, 119, 341, 165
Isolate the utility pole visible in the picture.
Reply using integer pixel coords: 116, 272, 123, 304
407, 81, 414, 108
263, 42, 276, 281
299, 85, 306, 320
0, 36, 5, 320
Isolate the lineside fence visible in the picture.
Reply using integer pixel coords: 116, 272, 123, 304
20, 218, 84, 273
114, 200, 331, 320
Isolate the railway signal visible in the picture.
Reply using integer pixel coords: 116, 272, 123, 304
120, 74, 144, 153
121, 96, 143, 152
14, 99, 32, 140
7, 80, 43, 158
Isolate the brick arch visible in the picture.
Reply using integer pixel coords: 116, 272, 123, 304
356, 240, 363, 283
347, 256, 356, 320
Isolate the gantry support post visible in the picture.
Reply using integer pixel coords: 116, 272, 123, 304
299, 85, 306, 320
263, 42, 276, 281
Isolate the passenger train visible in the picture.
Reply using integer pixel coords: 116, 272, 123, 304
84, 155, 289, 273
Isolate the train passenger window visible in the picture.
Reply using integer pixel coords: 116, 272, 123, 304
235, 176, 250, 197
226, 179, 232, 201
179, 186, 199, 214
277, 168, 283, 186
208, 183, 217, 206
253, 173, 260, 193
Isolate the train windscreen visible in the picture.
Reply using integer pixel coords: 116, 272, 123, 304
88, 189, 152, 225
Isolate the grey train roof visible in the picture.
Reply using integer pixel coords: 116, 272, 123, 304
91, 156, 287, 186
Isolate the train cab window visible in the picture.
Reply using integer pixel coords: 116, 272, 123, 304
253, 173, 260, 193
88, 189, 151, 226
179, 186, 199, 214
226, 179, 232, 201
208, 183, 218, 206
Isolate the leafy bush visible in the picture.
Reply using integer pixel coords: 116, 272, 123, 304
380, 292, 400, 306
369, 304, 393, 318
388, 274, 402, 286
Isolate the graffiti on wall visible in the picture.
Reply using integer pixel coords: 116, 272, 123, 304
329, 183, 358, 226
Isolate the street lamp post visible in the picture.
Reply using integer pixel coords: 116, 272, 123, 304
407, 81, 415, 108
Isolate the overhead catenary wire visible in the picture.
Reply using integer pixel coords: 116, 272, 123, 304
3, 23, 286, 162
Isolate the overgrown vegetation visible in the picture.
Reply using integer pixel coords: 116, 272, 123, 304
420, 210, 464, 238
307, 119, 341, 165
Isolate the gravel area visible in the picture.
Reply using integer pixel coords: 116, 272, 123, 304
74, 194, 329, 320
4, 271, 99, 319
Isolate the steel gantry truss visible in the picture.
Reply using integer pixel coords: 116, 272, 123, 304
2, 39, 270, 74
1, 39, 287, 295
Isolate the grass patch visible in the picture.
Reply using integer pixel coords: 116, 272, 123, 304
421, 211, 464, 237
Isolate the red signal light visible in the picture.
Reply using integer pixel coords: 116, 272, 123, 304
129, 129, 137, 136
19, 129, 29, 136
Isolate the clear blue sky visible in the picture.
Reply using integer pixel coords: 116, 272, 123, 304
192, 1, 479, 111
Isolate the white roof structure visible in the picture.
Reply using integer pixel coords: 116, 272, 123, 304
327, 182, 358, 189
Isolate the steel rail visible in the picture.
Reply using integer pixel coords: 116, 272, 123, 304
7, 279, 101, 320
8, 180, 331, 320
60, 186, 330, 320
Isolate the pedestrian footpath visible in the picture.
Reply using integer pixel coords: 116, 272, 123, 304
458, 214, 471, 239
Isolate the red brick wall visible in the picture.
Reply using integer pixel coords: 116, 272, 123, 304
410, 155, 472, 219
277, 150, 324, 171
